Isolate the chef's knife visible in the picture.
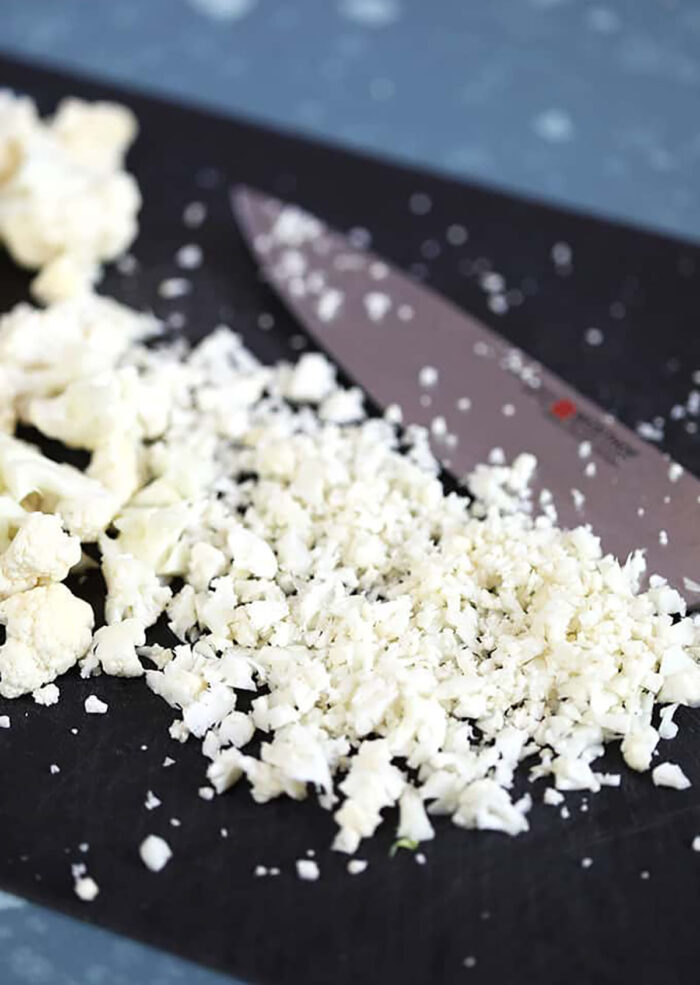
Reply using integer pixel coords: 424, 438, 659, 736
232, 186, 699, 601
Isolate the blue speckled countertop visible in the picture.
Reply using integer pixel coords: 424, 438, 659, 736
1, 2, 699, 983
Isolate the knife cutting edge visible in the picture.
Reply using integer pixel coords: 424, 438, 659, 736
231, 185, 700, 603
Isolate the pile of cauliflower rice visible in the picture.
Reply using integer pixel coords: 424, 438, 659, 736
0, 90, 699, 857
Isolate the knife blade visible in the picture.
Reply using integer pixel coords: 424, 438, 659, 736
231, 185, 700, 601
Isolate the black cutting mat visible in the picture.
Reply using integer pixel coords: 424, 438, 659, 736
1, 54, 700, 985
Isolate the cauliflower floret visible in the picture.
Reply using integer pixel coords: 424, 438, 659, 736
0, 434, 119, 540
0, 513, 80, 599
0, 294, 157, 429
0, 91, 140, 301
82, 618, 145, 678
99, 537, 172, 627
0, 583, 94, 698
50, 98, 137, 173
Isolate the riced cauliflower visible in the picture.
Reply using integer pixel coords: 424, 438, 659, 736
0, 96, 698, 865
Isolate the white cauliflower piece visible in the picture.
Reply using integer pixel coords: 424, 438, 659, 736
82, 619, 145, 678
99, 537, 172, 627
0, 293, 157, 431
0, 434, 119, 540
0, 91, 140, 300
0, 583, 94, 697
0, 513, 80, 599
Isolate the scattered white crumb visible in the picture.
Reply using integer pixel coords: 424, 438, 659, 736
198, 786, 215, 801
668, 463, 684, 483
581, 857, 593, 869
139, 835, 172, 872
347, 859, 368, 875
50, 764, 60, 775
162, 757, 175, 768
692, 836, 700, 852
84, 695, 108, 715
415, 853, 427, 865
74, 875, 99, 902
543, 788, 564, 806
33, 684, 60, 706
158, 277, 191, 299
651, 763, 691, 790
145, 790, 162, 810
463, 956, 477, 969
175, 244, 203, 270
296, 859, 320, 881
0, 716, 10, 729
183, 201, 207, 228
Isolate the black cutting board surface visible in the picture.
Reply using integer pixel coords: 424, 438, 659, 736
1, 54, 699, 985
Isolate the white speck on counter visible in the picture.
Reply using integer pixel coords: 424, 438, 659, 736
543, 788, 564, 806
463, 956, 477, 969
457, 397, 471, 412
145, 790, 161, 811
415, 853, 427, 865
581, 857, 593, 869
578, 441, 592, 458
296, 859, 320, 881
158, 277, 191, 299
502, 403, 515, 417
640, 870, 650, 880
34, 684, 60, 706
692, 836, 700, 852
409, 192, 432, 215
84, 695, 108, 715
347, 859, 368, 875
668, 463, 684, 483
183, 201, 207, 228
74, 875, 99, 902
162, 757, 175, 768
139, 835, 172, 872
50, 764, 60, 775
659, 530, 668, 546
585, 327, 604, 346
637, 421, 664, 442
0, 716, 10, 728
175, 244, 203, 270
257, 312, 274, 330
170, 818, 181, 827
254, 865, 268, 877
551, 242, 572, 267
584, 462, 597, 477
198, 786, 215, 801
446, 224, 468, 246
397, 303, 414, 321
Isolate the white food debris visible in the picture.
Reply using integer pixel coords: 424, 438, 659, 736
0, 715, 10, 728
296, 859, 320, 881
651, 763, 691, 790
74, 875, 99, 902
50, 763, 60, 774
145, 790, 161, 810
139, 834, 172, 872
175, 244, 203, 270
363, 291, 391, 321
0, 92, 140, 302
158, 277, 191, 300
692, 836, 700, 852
84, 694, 108, 715
33, 683, 60, 706
418, 365, 438, 388
347, 859, 368, 875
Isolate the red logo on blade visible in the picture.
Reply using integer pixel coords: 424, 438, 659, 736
550, 398, 577, 421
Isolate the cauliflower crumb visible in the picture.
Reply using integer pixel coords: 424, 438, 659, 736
139, 834, 172, 872
651, 763, 691, 790
296, 859, 320, 881
73, 875, 100, 902
84, 694, 108, 715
